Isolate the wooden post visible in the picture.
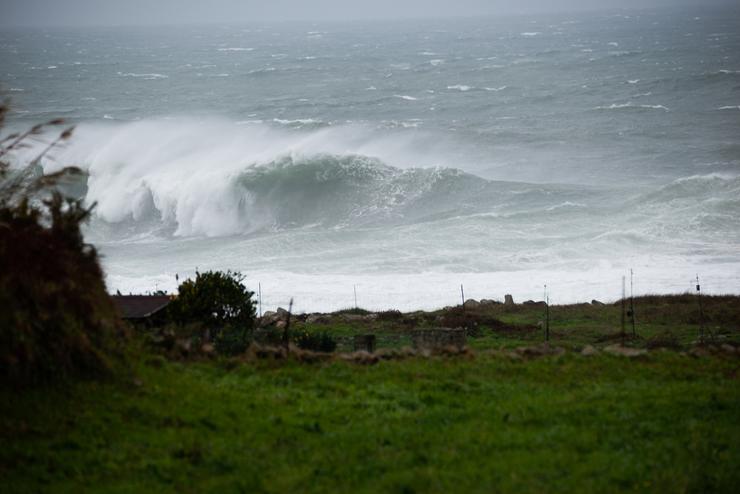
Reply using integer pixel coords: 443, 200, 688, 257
629, 269, 636, 336
258, 282, 262, 319
544, 285, 550, 342
696, 275, 705, 343
460, 284, 465, 310
283, 298, 293, 354
621, 276, 626, 346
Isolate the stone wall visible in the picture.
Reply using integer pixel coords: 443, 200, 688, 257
411, 328, 466, 350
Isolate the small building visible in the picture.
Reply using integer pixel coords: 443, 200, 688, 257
111, 295, 172, 327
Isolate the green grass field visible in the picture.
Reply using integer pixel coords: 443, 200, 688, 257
2, 295, 740, 493
2, 352, 740, 493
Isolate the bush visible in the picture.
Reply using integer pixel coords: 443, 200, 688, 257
1, 106, 126, 384
214, 326, 252, 356
294, 330, 337, 353
168, 270, 256, 349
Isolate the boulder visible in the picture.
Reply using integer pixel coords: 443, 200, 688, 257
591, 299, 605, 306
504, 294, 515, 306
463, 299, 480, 309
479, 299, 499, 306
276, 307, 290, 319
306, 314, 328, 324
581, 345, 599, 356
604, 344, 647, 358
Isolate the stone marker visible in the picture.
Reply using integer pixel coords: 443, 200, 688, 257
504, 294, 515, 306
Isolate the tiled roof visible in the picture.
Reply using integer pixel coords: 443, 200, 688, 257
111, 295, 171, 319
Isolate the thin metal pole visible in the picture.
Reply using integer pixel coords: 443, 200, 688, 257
258, 282, 262, 318
460, 284, 465, 309
354, 284, 358, 309
630, 269, 636, 336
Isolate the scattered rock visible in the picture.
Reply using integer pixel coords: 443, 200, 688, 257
581, 345, 599, 356
340, 351, 379, 365
341, 314, 365, 322
276, 307, 290, 319
688, 346, 712, 358
275, 320, 287, 330
305, 314, 324, 324
523, 300, 546, 307
504, 294, 514, 306
591, 299, 605, 306
603, 344, 647, 358
463, 299, 480, 309
515, 344, 564, 358
363, 313, 378, 322
479, 299, 500, 306
201, 343, 215, 355
720, 343, 737, 356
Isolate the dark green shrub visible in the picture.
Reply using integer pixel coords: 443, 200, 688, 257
214, 325, 252, 356
168, 270, 256, 344
294, 330, 337, 353
1, 107, 126, 384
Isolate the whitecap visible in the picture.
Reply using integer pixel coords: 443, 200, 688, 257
9, 87, 24, 92
430, 59, 444, 66
118, 72, 169, 80
718, 105, 740, 110
608, 41, 619, 47
627, 79, 640, 84
217, 47, 254, 52
484, 86, 507, 92
447, 85, 472, 91
394, 95, 418, 101
595, 102, 669, 111
521, 32, 540, 37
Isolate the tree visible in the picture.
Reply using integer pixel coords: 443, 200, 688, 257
169, 270, 256, 331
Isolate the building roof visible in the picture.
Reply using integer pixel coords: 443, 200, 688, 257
111, 295, 172, 319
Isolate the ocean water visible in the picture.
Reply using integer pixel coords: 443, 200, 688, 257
2, 6, 739, 311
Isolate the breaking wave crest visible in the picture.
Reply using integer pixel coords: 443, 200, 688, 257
44, 119, 506, 237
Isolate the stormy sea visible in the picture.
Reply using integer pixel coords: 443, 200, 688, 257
2, 5, 739, 311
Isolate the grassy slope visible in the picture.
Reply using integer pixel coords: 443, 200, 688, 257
301, 295, 740, 352
2, 353, 740, 493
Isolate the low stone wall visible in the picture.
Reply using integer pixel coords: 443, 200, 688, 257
411, 328, 466, 350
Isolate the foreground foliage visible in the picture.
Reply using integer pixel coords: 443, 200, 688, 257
2, 352, 739, 493
0, 103, 124, 383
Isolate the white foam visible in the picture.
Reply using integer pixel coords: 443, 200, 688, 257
627, 79, 640, 84
484, 86, 508, 92
718, 105, 740, 110
118, 72, 169, 80
595, 102, 669, 111
105, 261, 740, 313
521, 32, 540, 37
430, 59, 444, 66
394, 95, 418, 101
217, 47, 254, 52
447, 85, 472, 91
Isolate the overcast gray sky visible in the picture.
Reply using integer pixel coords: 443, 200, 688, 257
0, 0, 734, 26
